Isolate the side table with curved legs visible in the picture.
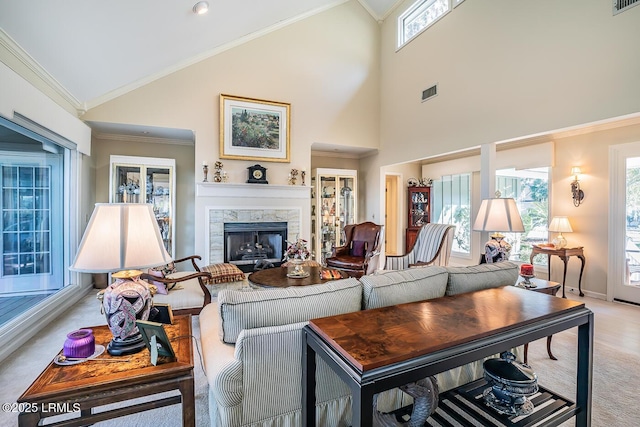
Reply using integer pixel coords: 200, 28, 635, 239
530, 245, 586, 298
519, 277, 562, 365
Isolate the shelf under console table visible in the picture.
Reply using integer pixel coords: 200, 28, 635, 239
389, 378, 575, 427
302, 286, 594, 427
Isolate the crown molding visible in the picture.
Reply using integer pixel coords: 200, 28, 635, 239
91, 131, 193, 146
0, 28, 85, 116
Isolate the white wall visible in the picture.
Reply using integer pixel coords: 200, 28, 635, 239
82, 1, 380, 259
91, 137, 196, 259
378, 0, 640, 166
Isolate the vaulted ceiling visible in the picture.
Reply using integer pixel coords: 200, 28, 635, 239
0, 0, 398, 113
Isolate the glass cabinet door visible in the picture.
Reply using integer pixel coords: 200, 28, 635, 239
337, 176, 355, 246
320, 175, 337, 263
311, 169, 357, 265
110, 156, 175, 257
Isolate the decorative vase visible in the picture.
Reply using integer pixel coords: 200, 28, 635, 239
101, 276, 152, 355
287, 259, 306, 277
63, 329, 95, 358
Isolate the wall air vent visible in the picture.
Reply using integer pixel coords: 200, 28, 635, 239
614, 0, 639, 14
421, 84, 438, 102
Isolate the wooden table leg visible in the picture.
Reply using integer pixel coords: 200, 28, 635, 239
179, 376, 195, 427
546, 336, 557, 360
577, 255, 586, 297
524, 338, 557, 364
560, 256, 569, 298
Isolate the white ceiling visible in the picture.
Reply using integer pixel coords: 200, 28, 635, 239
0, 0, 398, 110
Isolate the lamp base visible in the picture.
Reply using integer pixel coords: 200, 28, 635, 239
107, 332, 146, 356
552, 233, 567, 249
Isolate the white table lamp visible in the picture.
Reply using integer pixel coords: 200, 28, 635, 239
473, 198, 525, 263
70, 203, 172, 355
548, 216, 573, 249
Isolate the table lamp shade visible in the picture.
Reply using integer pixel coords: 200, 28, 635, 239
473, 198, 525, 233
548, 216, 573, 233
70, 203, 172, 356
548, 216, 572, 249
70, 203, 171, 273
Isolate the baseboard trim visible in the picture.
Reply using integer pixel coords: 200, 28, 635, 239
0, 284, 94, 363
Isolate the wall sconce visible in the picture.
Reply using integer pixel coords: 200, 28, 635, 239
571, 166, 584, 207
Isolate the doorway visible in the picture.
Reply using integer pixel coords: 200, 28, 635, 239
610, 142, 640, 304
385, 174, 400, 256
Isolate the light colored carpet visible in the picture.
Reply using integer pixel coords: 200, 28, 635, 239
1, 291, 638, 426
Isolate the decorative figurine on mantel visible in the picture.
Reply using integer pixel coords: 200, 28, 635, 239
301, 169, 306, 186
202, 161, 209, 182
213, 161, 224, 182
288, 169, 299, 185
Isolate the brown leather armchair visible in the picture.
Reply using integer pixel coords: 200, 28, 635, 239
325, 222, 382, 277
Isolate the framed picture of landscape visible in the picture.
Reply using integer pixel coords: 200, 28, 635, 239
219, 94, 290, 162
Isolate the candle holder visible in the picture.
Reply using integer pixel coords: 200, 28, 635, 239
518, 274, 537, 289
517, 264, 536, 288
202, 164, 209, 182
301, 170, 306, 186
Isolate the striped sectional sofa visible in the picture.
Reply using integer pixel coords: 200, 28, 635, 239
199, 262, 522, 427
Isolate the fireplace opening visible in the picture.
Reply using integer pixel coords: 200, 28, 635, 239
224, 222, 287, 272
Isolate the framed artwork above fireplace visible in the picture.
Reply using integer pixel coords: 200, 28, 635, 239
219, 94, 291, 163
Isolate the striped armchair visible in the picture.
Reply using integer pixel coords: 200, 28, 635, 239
385, 223, 455, 270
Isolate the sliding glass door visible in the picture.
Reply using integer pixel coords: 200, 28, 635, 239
0, 155, 64, 294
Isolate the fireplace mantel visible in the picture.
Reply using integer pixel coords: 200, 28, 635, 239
197, 182, 310, 199
196, 182, 311, 265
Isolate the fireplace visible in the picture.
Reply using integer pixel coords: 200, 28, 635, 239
224, 222, 287, 272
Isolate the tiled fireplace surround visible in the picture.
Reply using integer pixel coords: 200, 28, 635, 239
197, 183, 311, 265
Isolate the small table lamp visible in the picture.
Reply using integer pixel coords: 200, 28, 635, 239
473, 198, 525, 263
548, 216, 572, 249
70, 203, 172, 355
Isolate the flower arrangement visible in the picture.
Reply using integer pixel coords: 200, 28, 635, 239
283, 237, 310, 261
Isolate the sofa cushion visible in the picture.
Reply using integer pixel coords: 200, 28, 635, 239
360, 266, 448, 309
152, 271, 204, 310
445, 261, 519, 296
202, 263, 246, 284
217, 278, 362, 344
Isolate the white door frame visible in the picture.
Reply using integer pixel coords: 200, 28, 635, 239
608, 141, 640, 303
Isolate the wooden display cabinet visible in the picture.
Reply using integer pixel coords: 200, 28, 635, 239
406, 186, 430, 252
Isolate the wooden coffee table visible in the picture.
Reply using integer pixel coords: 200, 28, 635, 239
17, 315, 194, 426
249, 266, 347, 288
303, 286, 594, 426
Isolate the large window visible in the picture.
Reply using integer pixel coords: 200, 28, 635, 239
398, 0, 451, 48
0, 118, 69, 327
431, 173, 471, 255
496, 168, 549, 264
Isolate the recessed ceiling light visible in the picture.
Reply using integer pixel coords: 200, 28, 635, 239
192, 1, 209, 15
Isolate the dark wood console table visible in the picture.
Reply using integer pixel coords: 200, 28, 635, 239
303, 286, 593, 426
530, 245, 586, 298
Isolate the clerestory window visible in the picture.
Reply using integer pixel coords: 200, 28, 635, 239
398, 0, 451, 49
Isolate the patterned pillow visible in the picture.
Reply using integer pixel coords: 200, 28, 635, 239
146, 269, 168, 294
151, 262, 177, 276
202, 263, 245, 285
